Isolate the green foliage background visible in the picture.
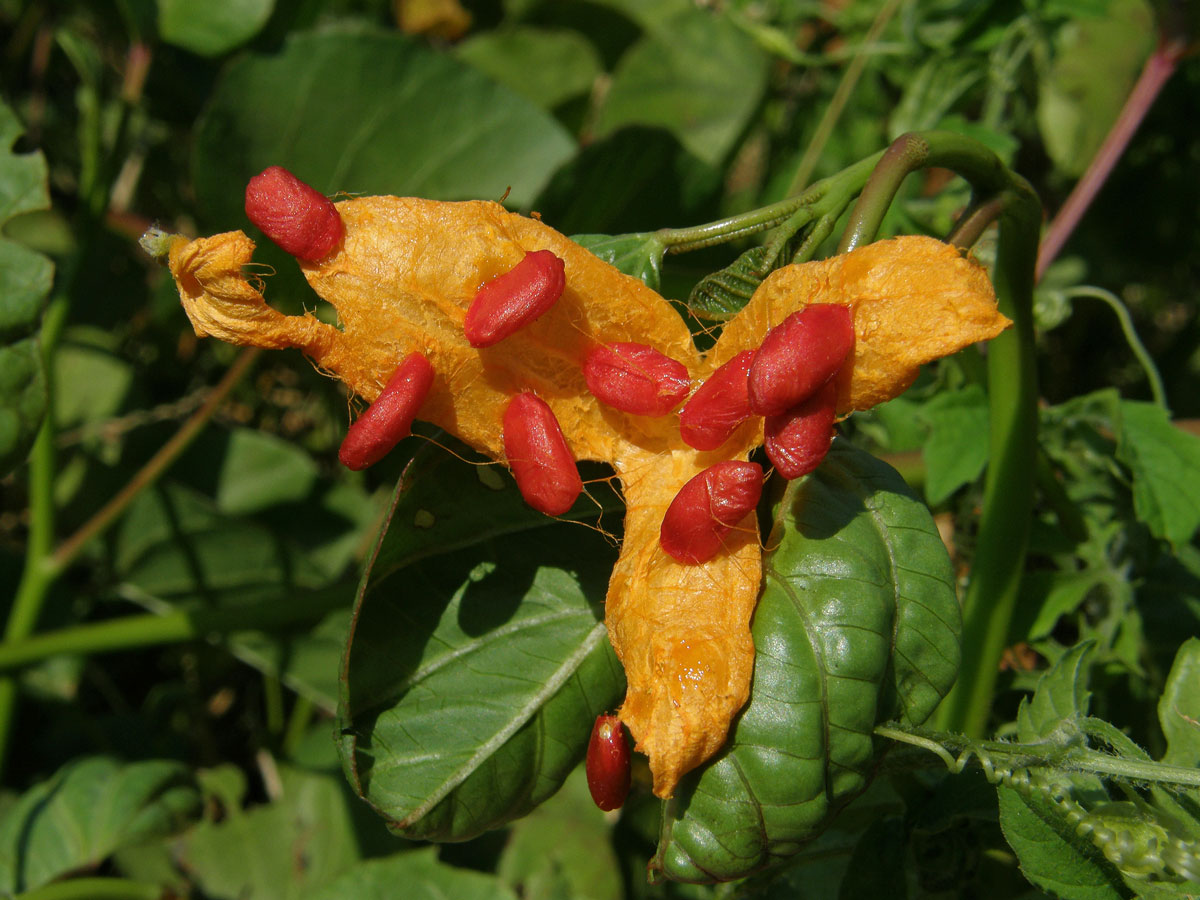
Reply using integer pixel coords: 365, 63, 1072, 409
0, 1, 1198, 898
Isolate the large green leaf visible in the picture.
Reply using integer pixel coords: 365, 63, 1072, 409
303, 848, 518, 900
193, 27, 576, 232
594, 6, 768, 166
337, 446, 625, 841
0, 757, 199, 895
653, 440, 961, 882
455, 27, 602, 111
0, 101, 52, 475
1115, 401, 1200, 548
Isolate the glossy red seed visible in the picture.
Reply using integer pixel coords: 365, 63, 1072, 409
764, 379, 837, 479
659, 461, 763, 565
678, 350, 757, 451
464, 250, 566, 348
244, 165, 343, 262
502, 392, 582, 516
338, 352, 435, 470
586, 714, 631, 812
583, 342, 691, 417
747, 304, 854, 417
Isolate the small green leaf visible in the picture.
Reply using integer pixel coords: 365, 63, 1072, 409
215, 428, 319, 516
1016, 641, 1095, 743
0, 757, 200, 895
156, 0, 275, 57
338, 447, 624, 841
919, 384, 990, 505
303, 848, 519, 900
998, 786, 1129, 900
456, 27, 602, 110
685, 243, 779, 321
0, 100, 52, 475
572, 232, 665, 290
497, 769, 622, 900
1159, 638, 1200, 769
595, 6, 768, 165
654, 441, 960, 882
179, 766, 364, 900
1115, 401, 1200, 547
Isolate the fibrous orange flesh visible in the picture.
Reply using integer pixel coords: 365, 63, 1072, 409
166, 197, 1008, 797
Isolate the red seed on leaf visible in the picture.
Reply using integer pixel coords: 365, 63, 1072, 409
502, 392, 582, 516
678, 350, 757, 451
244, 165, 343, 262
748, 304, 854, 417
583, 342, 691, 417
464, 250, 566, 348
338, 352, 435, 470
587, 714, 631, 812
764, 379, 837, 480
660, 461, 763, 565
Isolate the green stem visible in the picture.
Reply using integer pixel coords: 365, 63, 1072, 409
15, 878, 162, 900
785, 0, 902, 195
836, 133, 1041, 738
1064, 286, 1167, 410
0, 590, 346, 676
658, 152, 882, 254
282, 693, 316, 758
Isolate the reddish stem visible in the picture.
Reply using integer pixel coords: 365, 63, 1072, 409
1036, 39, 1186, 281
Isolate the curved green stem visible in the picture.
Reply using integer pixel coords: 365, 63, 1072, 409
1064, 286, 1167, 410
838, 132, 1041, 738
15, 878, 162, 900
659, 152, 882, 253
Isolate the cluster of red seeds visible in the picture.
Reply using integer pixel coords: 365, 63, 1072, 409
246, 166, 857, 814
244, 166, 855, 571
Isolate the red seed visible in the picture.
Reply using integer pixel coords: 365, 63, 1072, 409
244, 165, 343, 262
464, 250, 566, 348
678, 350, 757, 451
338, 353, 435, 470
586, 714, 631, 812
583, 342, 691, 417
660, 461, 763, 565
747, 304, 854, 417
502, 392, 582, 516
764, 379, 837, 479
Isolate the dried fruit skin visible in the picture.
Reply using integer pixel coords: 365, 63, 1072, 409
764, 380, 837, 479
502, 392, 583, 516
586, 714, 631, 811
678, 350, 756, 451
584, 342, 691, 417
660, 462, 764, 565
464, 249, 566, 348
244, 166, 343, 262
338, 352, 434, 470
748, 304, 854, 417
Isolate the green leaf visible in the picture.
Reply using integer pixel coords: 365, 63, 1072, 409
1115, 401, 1200, 547
685, 243, 779, 322
595, 7, 768, 166
997, 786, 1129, 900
497, 769, 622, 900
571, 232, 665, 290
0, 100, 52, 475
156, 0, 275, 57
1036, 0, 1155, 176
919, 384, 990, 505
215, 428, 320, 516
179, 765, 365, 900
1016, 641, 1094, 743
53, 337, 133, 429
193, 28, 576, 230
337, 446, 625, 841
302, 848, 519, 900
653, 440, 960, 882
0, 757, 199, 895
455, 27, 602, 110
1021, 569, 1111, 642
1159, 637, 1200, 769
